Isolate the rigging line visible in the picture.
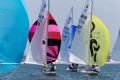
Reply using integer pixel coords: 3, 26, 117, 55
6, 64, 22, 80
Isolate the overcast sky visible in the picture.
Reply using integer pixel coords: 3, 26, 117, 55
24, 0, 120, 52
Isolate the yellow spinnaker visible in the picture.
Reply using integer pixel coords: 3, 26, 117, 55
88, 15, 110, 67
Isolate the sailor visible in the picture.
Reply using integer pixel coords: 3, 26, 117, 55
69, 63, 74, 69
91, 64, 100, 73
69, 63, 78, 70
74, 64, 78, 70
49, 63, 56, 72
43, 63, 48, 71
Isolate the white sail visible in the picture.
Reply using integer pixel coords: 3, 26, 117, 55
25, 0, 48, 65
24, 41, 38, 64
69, 52, 86, 64
31, 17, 47, 65
111, 29, 120, 62
57, 7, 73, 63
71, 0, 92, 64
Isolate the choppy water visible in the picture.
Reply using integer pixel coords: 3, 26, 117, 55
0, 64, 120, 80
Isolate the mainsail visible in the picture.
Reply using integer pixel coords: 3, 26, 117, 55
111, 29, 120, 62
57, 7, 73, 63
25, 0, 47, 65
0, 0, 29, 72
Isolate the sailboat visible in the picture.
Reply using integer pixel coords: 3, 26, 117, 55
71, 0, 110, 75
0, 0, 29, 73
25, 12, 61, 64
56, 7, 80, 71
25, 0, 61, 74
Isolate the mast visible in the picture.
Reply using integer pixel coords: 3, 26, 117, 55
45, 0, 50, 64
88, 0, 93, 65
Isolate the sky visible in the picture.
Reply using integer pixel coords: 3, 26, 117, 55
24, 0, 120, 53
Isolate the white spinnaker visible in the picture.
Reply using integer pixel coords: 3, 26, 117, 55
57, 7, 73, 63
71, 0, 92, 64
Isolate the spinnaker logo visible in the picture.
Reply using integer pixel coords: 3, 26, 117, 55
90, 22, 100, 62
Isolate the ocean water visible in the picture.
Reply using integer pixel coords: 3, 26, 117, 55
0, 64, 120, 80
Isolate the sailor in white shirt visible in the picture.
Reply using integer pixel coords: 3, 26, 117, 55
91, 64, 100, 73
